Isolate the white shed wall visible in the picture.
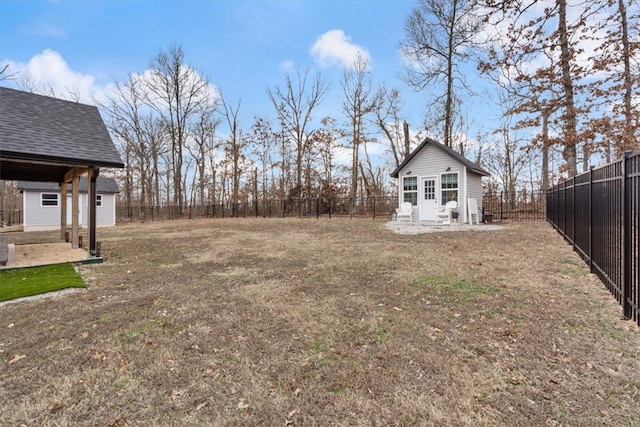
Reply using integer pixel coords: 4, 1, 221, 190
22, 191, 116, 231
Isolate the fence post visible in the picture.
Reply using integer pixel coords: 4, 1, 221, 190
622, 151, 632, 319
572, 176, 576, 251
316, 196, 320, 220
589, 166, 594, 273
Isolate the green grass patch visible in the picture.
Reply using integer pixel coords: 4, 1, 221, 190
410, 274, 500, 301
0, 263, 86, 302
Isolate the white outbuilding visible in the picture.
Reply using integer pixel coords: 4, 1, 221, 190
18, 177, 119, 231
391, 137, 490, 223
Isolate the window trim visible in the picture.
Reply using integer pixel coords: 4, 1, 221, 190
403, 175, 418, 206
96, 194, 103, 207
40, 192, 59, 207
440, 172, 459, 205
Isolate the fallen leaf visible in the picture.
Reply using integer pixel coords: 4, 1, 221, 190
49, 402, 65, 413
8, 354, 26, 364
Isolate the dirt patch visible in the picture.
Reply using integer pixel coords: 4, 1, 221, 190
0, 218, 638, 426
6, 242, 88, 268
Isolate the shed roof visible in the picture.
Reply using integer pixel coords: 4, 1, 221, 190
390, 137, 490, 178
17, 177, 120, 194
0, 86, 124, 182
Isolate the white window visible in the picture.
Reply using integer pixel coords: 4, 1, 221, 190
96, 194, 103, 207
403, 176, 418, 206
41, 193, 59, 207
441, 173, 458, 204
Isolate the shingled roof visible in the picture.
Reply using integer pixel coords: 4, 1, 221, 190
17, 177, 120, 194
0, 86, 124, 181
390, 137, 489, 178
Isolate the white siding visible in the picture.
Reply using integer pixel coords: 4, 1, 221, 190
23, 191, 60, 231
23, 191, 116, 231
396, 143, 486, 223
97, 193, 116, 226
466, 174, 484, 219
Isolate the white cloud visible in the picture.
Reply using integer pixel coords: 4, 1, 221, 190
310, 29, 371, 69
3, 49, 97, 103
1, 49, 220, 110
280, 59, 295, 71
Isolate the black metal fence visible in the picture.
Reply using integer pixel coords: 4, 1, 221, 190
483, 190, 546, 222
116, 196, 399, 222
547, 151, 639, 325
117, 191, 548, 223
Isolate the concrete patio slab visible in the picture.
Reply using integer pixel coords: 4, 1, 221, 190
385, 220, 504, 235
0, 242, 88, 270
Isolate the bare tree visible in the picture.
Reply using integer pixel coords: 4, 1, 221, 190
101, 75, 158, 218
145, 44, 211, 215
267, 68, 328, 200
220, 95, 247, 217
186, 105, 220, 214
0, 63, 18, 82
401, 0, 482, 147
589, 0, 640, 158
249, 117, 278, 208
341, 54, 379, 205
374, 86, 412, 169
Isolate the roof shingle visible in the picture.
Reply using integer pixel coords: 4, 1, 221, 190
0, 86, 123, 168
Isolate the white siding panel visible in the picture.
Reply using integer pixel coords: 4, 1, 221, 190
23, 192, 60, 231
23, 191, 117, 231
97, 194, 116, 226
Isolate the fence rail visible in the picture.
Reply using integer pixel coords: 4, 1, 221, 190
547, 151, 639, 325
116, 191, 547, 223
483, 190, 546, 222
116, 196, 400, 222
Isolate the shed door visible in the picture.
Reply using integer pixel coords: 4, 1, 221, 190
66, 195, 83, 226
420, 177, 437, 221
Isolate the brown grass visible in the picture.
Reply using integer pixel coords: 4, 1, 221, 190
1, 219, 639, 426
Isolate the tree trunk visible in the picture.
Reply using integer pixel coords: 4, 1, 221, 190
558, 0, 578, 176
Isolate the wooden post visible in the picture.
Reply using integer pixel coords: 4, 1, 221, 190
88, 166, 99, 257
71, 175, 80, 249
60, 181, 67, 242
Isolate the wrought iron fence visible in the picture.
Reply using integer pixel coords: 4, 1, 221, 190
117, 191, 549, 223
547, 151, 639, 325
482, 190, 547, 222
116, 196, 400, 222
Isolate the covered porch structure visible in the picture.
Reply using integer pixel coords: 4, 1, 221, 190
0, 87, 124, 259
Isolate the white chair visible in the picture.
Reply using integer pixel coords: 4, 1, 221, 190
435, 201, 458, 224
467, 197, 480, 225
396, 202, 413, 222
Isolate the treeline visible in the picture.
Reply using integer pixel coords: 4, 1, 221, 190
1, 0, 637, 218
100, 48, 413, 219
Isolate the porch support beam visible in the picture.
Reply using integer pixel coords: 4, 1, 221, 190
71, 174, 80, 249
87, 166, 100, 256
60, 180, 67, 242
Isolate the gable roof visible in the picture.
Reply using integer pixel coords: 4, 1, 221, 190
0, 86, 124, 181
390, 137, 490, 178
17, 177, 120, 194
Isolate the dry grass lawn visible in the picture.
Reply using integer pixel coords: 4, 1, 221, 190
1, 219, 639, 426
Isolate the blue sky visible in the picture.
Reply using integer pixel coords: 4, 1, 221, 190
0, 0, 497, 164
